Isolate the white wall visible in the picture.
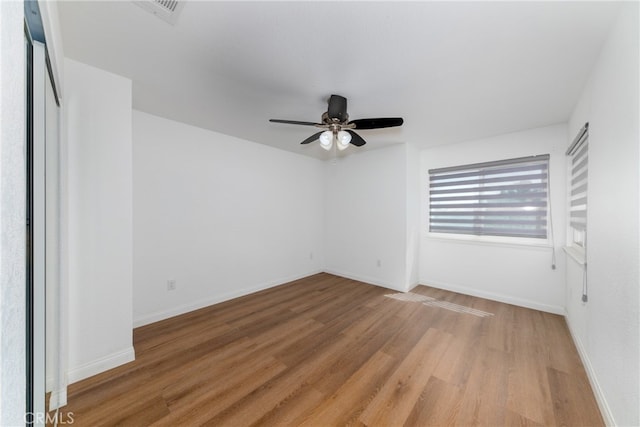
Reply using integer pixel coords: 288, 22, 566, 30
0, 1, 26, 424
419, 124, 567, 314
406, 143, 421, 289
65, 58, 134, 382
132, 110, 325, 326
565, 4, 639, 426
324, 144, 408, 291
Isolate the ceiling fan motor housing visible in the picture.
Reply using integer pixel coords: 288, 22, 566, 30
327, 94, 348, 122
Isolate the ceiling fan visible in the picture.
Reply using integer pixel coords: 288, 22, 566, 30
269, 95, 403, 151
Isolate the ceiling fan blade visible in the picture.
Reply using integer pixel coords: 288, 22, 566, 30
327, 95, 348, 121
270, 119, 319, 126
351, 117, 404, 130
345, 130, 366, 147
300, 131, 324, 145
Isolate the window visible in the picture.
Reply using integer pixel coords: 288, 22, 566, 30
566, 123, 588, 249
428, 155, 550, 239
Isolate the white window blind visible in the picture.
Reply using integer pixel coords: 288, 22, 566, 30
428, 155, 550, 239
566, 122, 589, 302
566, 123, 588, 238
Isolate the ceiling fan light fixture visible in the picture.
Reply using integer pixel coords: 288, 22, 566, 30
319, 130, 333, 150
336, 130, 351, 150
269, 94, 404, 150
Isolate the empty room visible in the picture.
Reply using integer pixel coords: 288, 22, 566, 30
2, 1, 639, 426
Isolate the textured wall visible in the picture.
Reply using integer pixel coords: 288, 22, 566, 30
65, 58, 135, 382
566, 4, 640, 425
0, 0, 26, 424
419, 124, 568, 314
324, 144, 408, 291
132, 110, 325, 326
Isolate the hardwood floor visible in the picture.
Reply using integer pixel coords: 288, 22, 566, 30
57, 273, 604, 426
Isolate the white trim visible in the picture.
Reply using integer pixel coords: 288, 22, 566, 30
67, 347, 135, 385
563, 245, 586, 265
564, 312, 616, 426
33, 41, 47, 424
48, 388, 67, 411
38, 0, 64, 100
419, 278, 564, 315
322, 269, 407, 292
133, 270, 324, 327
424, 233, 553, 251
407, 282, 421, 292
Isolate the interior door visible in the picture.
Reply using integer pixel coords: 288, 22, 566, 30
25, 27, 61, 425
26, 37, 47, 427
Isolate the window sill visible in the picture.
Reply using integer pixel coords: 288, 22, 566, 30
424, 233, 553, 250
563, 246, 586, 265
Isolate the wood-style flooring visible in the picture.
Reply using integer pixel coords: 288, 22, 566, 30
57, 273, 604, 426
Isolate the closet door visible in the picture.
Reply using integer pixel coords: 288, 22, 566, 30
27, 37, 62, 427
45, 41, 63, 412
26, 38, 47, 426
25, 3, 63, 423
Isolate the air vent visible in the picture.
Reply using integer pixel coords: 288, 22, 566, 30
155, 0, 179, 12
133, 0, 185, 25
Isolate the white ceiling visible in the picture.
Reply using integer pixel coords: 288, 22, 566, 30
58, 1, 622, 159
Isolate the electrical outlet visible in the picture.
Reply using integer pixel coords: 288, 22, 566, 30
310, 252, 314, 260
167, 280, 176, 291
376, 259, 381, 267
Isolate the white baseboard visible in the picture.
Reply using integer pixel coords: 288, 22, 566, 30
48, 388, 67, 410
133, 270, 324, 327
323, 269, 407, 292
67, 346, 135, 385
564, 313, 616, 426
45, 376, 68, 409
407, 280, 420, 292
419, 278, 564, 315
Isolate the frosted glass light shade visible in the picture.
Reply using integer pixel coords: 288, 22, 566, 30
337, 130, 351, 150
319, 131, 333, 150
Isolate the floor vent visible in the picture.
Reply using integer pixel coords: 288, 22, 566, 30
133, 0, 185, 25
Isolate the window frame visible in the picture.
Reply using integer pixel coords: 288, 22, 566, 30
565, 123, 589, 260
427, 154, 551, 244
